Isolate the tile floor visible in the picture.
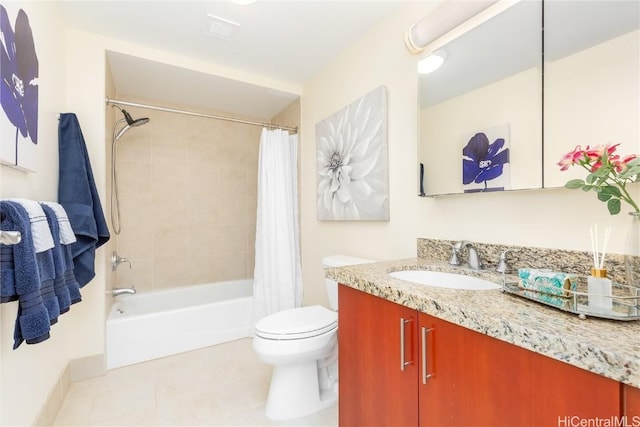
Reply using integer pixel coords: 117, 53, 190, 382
53, 338, 337, 426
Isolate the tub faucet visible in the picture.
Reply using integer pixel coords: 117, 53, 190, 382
451, 240, 482, 270
112, 286, 136, 297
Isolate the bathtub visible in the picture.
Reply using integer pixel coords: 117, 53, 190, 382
106, 279, 253, 369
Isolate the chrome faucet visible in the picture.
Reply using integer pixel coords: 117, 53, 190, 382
449, 240, 482, 270
111, 251, 132, 271
112, 286, 136, 297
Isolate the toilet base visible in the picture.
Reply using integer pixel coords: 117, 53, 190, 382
264, 360, 337, 421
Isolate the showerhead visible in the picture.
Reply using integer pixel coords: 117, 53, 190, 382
114, 104, 150, 127
121, 109, 150, 127
112, 104, 150, 141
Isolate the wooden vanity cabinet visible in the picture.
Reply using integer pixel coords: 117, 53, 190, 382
418, 313, 531, 426
623, 384, 640, 418
339, 284, 622, 427
338, 283, 418, 426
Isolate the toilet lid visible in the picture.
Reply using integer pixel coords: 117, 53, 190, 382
255, 305, 337, 340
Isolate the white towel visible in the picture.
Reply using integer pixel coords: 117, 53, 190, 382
40, 201, 76, 245
5, 198, 54, 253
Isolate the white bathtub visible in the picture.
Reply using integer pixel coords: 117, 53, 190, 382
106, 279, 253, 369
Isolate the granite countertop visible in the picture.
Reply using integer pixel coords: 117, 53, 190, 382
326, 257, 640, 388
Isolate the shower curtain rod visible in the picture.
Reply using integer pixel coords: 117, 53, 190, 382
105, 97, 298, 133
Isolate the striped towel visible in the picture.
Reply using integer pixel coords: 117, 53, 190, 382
5, 198, 54, 253
40, 201, 76, 245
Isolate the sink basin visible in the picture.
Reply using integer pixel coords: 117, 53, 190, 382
389, 270, 501, 290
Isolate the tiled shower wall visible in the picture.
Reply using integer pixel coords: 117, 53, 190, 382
113, 98, 262, 292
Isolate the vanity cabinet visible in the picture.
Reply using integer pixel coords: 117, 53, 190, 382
338, 283, 419, 426
339, 285, 622, 427
623, 384, 640, 418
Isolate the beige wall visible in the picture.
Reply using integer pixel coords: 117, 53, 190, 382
0, 3, 98, 426
299, 2, 640, 309
272, 98, 301, 132
113, 98, 262, 291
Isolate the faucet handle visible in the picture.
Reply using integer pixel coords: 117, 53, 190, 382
496, 249, 519, 273
445, 242, 461, 266
112, 251, 132, 271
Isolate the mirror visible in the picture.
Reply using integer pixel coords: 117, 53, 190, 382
417, 0, 640, 197
543, 1, 640, 188
418, 1, 542, 196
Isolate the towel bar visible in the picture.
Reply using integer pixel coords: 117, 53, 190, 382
0, 230, 21, 245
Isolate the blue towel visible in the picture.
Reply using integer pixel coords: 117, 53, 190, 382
41, 204, 71, 316
58, 113, 110, 287
0, 201, 51, 348
63, 247, 81, 304
37, 250, 59, 324
40, 201, 82, 305
4, 199, 59, 323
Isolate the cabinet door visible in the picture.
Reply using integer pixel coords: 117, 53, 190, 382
529, 351, 620, 424
419, 313, 621, 426
418, 314, 530, 427
622, 384, 640, 418
339, 285, 419, 427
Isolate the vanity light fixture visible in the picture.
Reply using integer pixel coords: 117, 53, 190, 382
405, 0, 498, 54
418, 50, 447, 74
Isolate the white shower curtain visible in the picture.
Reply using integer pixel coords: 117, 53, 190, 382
253, 128, 302, 323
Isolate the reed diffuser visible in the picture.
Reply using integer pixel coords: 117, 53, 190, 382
588, 224, 613, 313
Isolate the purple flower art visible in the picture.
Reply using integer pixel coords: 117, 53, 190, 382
462, 131, 509, 193
1, 4, 38, 166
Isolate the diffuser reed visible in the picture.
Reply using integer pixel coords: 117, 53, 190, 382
588, 224, 613, 313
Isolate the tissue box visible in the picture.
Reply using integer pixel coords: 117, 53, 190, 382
518, 268, 578, 297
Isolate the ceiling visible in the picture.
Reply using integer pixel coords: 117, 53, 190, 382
57, 0, 405, 119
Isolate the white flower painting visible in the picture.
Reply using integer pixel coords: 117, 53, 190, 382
316, 86, 389, 221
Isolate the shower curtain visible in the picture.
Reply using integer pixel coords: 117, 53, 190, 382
253, 128, 302, 323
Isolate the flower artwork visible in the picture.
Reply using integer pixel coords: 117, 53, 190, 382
462, 124, 510, 193
316, 86, 389, 221
558, 143, 640, 215
0, 4, 38, 171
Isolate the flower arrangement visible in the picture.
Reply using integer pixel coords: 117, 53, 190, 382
558, 143, 640, 215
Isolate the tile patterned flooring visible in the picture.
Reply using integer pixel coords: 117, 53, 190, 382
53, 339, 337, 426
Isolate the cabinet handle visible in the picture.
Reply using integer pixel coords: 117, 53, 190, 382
421, 326, 434, 384
400, 317, 413, 371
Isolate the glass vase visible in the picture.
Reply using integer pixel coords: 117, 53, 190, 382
624, 211, 640, 287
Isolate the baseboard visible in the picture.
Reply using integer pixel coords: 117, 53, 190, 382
32, 354, 105, 426
32, 363, 70, 426
70, 353, 105, 382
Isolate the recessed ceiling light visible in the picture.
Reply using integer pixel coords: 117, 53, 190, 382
230, 0, 257, 5
204, 14, 240, 41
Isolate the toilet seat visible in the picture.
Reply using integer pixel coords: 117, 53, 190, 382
255, 305, 337, 340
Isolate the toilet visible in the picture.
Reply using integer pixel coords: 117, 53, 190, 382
253, 255, 372, 421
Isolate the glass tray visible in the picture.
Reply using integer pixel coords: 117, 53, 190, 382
501, 275, 640, 321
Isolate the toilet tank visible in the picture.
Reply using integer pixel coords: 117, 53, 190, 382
323, 255, 373, 310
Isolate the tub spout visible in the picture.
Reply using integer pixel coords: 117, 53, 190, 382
112, 286, 136, 297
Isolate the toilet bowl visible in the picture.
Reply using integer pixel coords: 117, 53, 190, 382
252, 255, 372, 421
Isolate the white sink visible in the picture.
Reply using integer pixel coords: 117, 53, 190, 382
389, 270, 501, 290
